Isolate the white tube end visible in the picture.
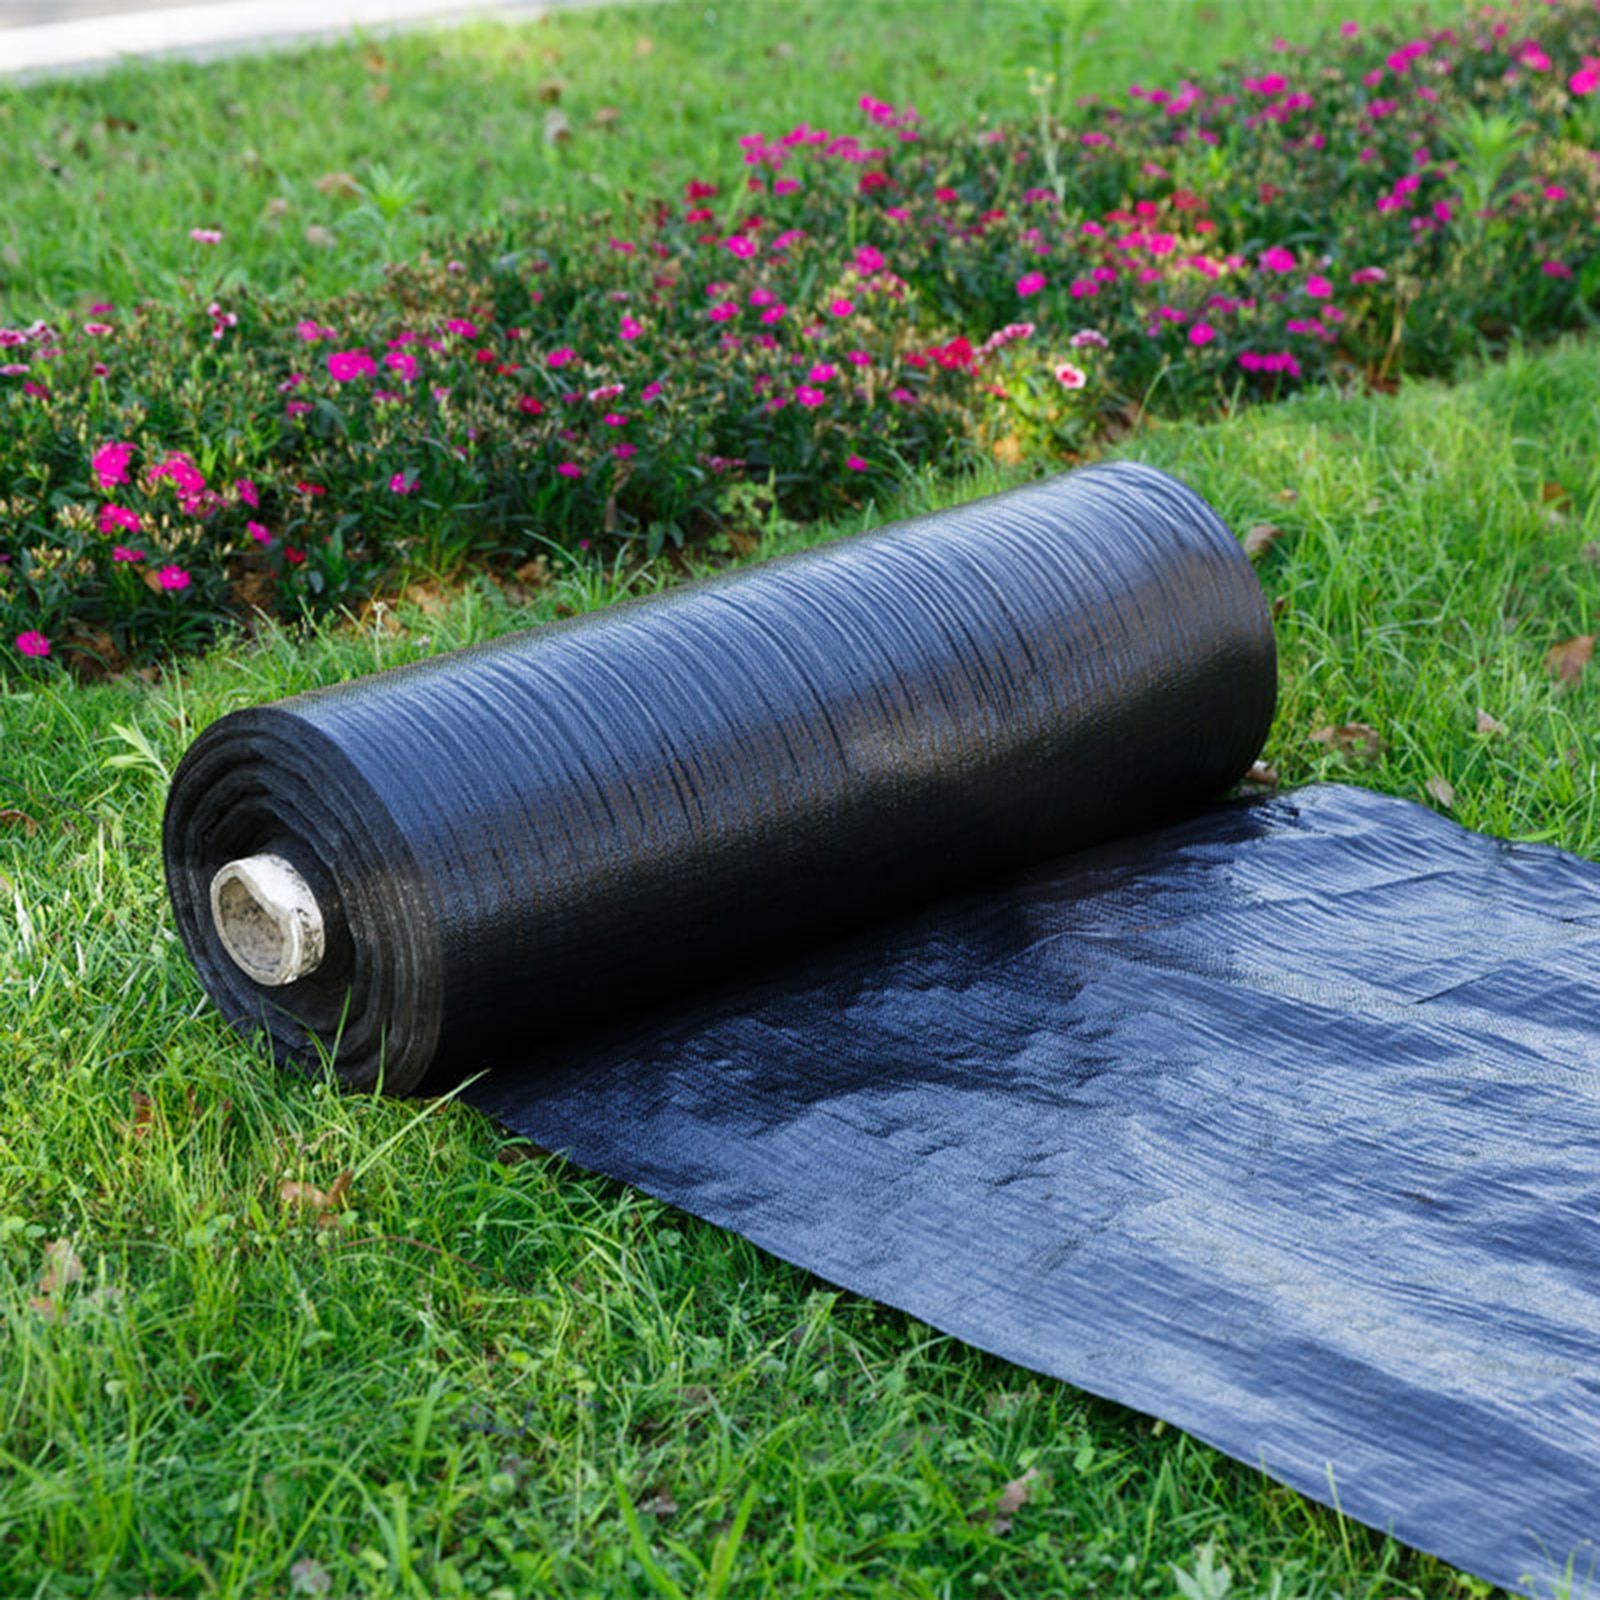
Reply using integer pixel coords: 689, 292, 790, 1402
210, 853, 325, 986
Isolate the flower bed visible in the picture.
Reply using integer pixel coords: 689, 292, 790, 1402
3, 1, 1596, 672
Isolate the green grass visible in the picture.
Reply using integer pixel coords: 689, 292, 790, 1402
4, 333, 1599, 1598
0, 0, 1440, 322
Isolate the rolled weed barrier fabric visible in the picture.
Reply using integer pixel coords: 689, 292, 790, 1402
165, 461, 1600, 1597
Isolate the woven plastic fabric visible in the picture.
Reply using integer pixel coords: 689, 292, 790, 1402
165, 462, 1600, 1594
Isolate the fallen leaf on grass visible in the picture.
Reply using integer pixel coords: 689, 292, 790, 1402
117, 1089, 156, 1140
1476, 708, 1507, 736
592, 106, 622, 129
1540, 481, 1571, 506
279, 1170, 352, 1227
289, 1558, 332, 1596
1425, 775, 1456, 809
0, 809, 38, 837
1545, 635, 1594, 685
1242, 760, 1279, 788
640, 1489, 678, 1516
314, 170, 360, 198
1243, 522, 1286, 559
1310, 722, 1383, 760
544, 108, 572, 146
28, 1238, 85, 1322
988, 1465, 1046, 1534
303, 224, 337, 249
535, 77, 567, 103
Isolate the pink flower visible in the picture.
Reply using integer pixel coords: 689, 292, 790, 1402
760, 305, 787, 324
828, 298, 855, 317
189, 228, 223, 245
641, 382, 663, 401
286, 400, 312, 416
613, 442, 637, 460
112, 545, 144, 562
748, 287, 776, 307
236, 478, 260, 507
247, 521, 273, 545
547, 348, 576, 370
1070, 329, 1109, 349
295, 319, 334, 342
1015, 271, 1047, 297
1188, 322, 1217, 346
845, 349, 871, 367
889, 387, 917, 405
1054, 362, 1087, 389
99, 504, 140, 535
23, 381, 48, 398
1349, 266, 1387, 285
446, 318, 479, 339
517, 395, 544, 415
1543, 185, 1568, 202
151, 454, 205, 496
328, 350, 376, 381
1517, 42, 1551, 72
1069, 280, 1098, 299
723, 235, 758, 259
794, 385, 826, 406
384, 350, 418, 380
1542, 261, 1572, 279
84, 322, 113, 336
14, 631, 50, 659
1571, 64, 1599, 96
619, 315, 643, 340
91, 441, 134, 489
808, 363, 837, 383
854, 245, 886, 273
557, 461, 583, 478
1258, 246, 1296, 273
846, 454, 868, 472
708, 301, 739, 322
389, 472, 415, 493
603, 412, 628, 427
1305, 275, 1333, 299
158, 565, 191, 591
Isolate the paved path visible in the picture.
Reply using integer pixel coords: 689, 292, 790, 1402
1, 0, 582, 78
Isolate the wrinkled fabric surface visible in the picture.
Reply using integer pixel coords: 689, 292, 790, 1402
164, 462, 1600, 1594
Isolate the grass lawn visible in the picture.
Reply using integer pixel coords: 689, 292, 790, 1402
3, 0, 1598, 1595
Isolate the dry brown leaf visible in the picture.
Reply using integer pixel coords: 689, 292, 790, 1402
1310, 722, 1383, 759
118, 1089, 156, 1140
0, 809, 39, 837
1243, 522, 1286, 560
1540, 481, 1570, 505
1274, 487, 1299, 504
535, 77, 567, 103
279, 1170, 353, 1227
641, 1489, 679, 1516
1475, 708, 1506, 736
1545, 634, 1594, 685
592, 106, 622, 129
39, 1238, 84, 1294
1425, 775, 1456, 810
367, 82, 391, 106
304, 224, 337, 249
314, 171, 360, 198
1243, 760, 1280, 788
1582, 543, 1600, 567
543, 108, 572, 146
633, 34, 655, 55
989, 1465, 1044, 1534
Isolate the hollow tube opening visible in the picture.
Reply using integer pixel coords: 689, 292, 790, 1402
209, 853, 325, 986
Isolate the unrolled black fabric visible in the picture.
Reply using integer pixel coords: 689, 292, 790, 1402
164, 462, 1600, 1595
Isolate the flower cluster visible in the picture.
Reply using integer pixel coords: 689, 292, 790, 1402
4, 0, 1597, 671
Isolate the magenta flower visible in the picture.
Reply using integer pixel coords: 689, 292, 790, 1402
91, 441, 134, 489
1015, 272, 1047, 297
14, 631, 50, 659
603, 412, 629, 427
1517, 43, 1551, 72
388, 472, 415, 494
794, 386, 826, 407
557, 462, 583, 478
1542, 261, 1572, 279
384, 350, 418, 381
189, 228, 223, 245
641, 382, 663, 401
1069, 280, 1098, 299
247, 521, 273, 545
1571, 63, 1599, 96
760, 305, 787, 324
1054, 362, 1087, 389
23, 381, 48, 398
619, 315, 643, 341
1258, 247, 1296, 273
328, 350, 376, 381
709, 302, 739, 323
828, 298, 855, 317
613, 442, 637, 460
1188, 322, 1217, 347
547, 348, 576, 368
99, 504, 141, 535
446, 319, 479, 339
112, 545, 144, 562
1305, 275, 1333, 299
846, 455, 868, 472
84, 322, 113, 337
151, 454, 206, 496
158, 566, 191, 591
723, 235, 758, 259
1070, 329, 1109, 349
748, 287, 776, 307
808, 363, 837, 384
1349, 266, 1387, 285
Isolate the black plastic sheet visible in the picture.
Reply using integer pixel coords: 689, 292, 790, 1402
164, 463, 1600, 1594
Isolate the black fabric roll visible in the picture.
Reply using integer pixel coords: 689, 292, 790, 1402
164, 461, 1275, 1094
163, 458, 1600, 1593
